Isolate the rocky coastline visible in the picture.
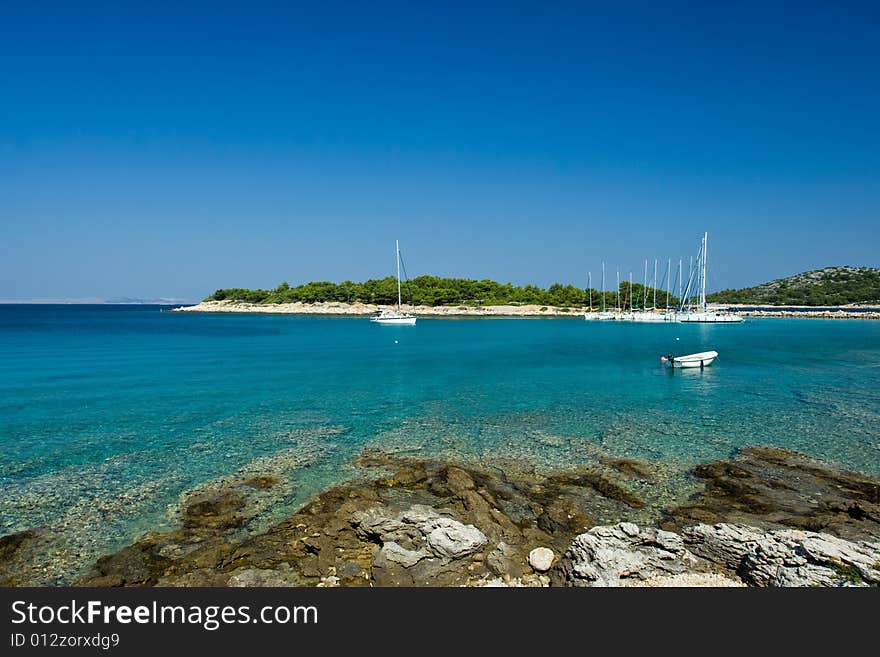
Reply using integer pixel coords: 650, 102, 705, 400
735, 309, 880, 319
173, 300, 583, 317
4, 446, 876, 588
173, 300, 880, 319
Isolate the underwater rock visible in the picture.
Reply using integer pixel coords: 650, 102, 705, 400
0, 529, 40, 586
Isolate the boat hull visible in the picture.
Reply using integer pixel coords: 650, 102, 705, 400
628, 311, 674, 323
667, 350, 718, 368
676, 311, 743, 323
370, 316, 417, 325
584, 311, 618, 321
673, 356, 716, 367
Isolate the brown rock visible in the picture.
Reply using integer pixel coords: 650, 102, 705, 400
663, 447, 880, 542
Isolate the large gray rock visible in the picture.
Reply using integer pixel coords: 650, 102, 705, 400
353, 504, 487, 557
377, 541, 428, 568
426, 521, 487, 558
352, 504, 488, 585
683, 523, 880, 587
550, 522, 700, 587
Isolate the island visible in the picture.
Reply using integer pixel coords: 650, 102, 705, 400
175, 267, 880, 319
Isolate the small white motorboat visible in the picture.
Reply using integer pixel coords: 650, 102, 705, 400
661, 350, 718, 368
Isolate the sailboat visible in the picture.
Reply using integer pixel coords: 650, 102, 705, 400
370, 240, 417, 325
585, 262, 618, 320
628, 258, 673, 322
675, 233, 743, 323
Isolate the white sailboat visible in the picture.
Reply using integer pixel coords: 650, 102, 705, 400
675, 233, 743, 323
584, 232, 740, 324
371, 240, 417, 325
627, 258, 675, 322
585, 262, 616, 320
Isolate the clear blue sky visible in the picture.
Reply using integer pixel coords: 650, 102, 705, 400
2, 1, 878, 300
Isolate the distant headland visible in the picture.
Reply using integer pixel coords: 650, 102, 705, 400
708, 266, 880, 306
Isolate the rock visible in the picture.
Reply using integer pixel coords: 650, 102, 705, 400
536, 497, 587, 535
0, 529, 40, 586
226, 566, 305, 587
528, 547, 555, 572
487, 541, 522, 576
58, 447, 880, 588
65, 448, 877, 589
478, 574, 550, 587
61, 451, 661, 588
426, 520, 487, 558
551, 523, 699, 587
664, 447, 880, 543
481, 577, 509, 587
377, 541, 428, 568
626, 572, 744, 587
352, 503, 488, 585
353, 504, 487, 560
0, 528, 38, 562
79, 538, 175, 587
445, 466, 476, 492
683, 523, 880, 587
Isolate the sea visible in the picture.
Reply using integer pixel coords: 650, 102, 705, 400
1, 304, 879, 583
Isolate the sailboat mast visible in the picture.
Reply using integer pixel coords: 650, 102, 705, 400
642, 260, 648, 310
666, 259, 671, 309
396, 239, 402, 311
616, 269, 620, 311
629, 272, 633, 312
588, 272, 592, 311
700, 232, 708, 310
678, 258, 683, 305
688, 256, 693, 309
653, 259, 657, 309
601, 262, 606, 312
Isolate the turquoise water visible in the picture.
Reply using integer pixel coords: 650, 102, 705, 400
1, 305, 879, 582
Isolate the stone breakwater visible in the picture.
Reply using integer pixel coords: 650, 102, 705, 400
2, 446, 875, 588
737, 309, 880, 320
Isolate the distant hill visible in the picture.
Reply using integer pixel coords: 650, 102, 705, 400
105, 297, 195, 305
708, 266, 880, 306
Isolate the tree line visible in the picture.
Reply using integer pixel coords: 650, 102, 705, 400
208, 276, 680, 309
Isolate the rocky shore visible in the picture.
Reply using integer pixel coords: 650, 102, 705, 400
173, 300, 583, 317
736, 309, 880, 319
174, 300, 880, 319
3, 446, 875, 588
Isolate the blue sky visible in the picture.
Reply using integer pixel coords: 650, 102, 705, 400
2, 1, 878, 300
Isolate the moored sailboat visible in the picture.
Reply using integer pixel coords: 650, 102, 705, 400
371, 240, 417, 325
674, 233, 743, 323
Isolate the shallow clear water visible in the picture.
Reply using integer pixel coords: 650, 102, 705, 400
1, 305, 879, 581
